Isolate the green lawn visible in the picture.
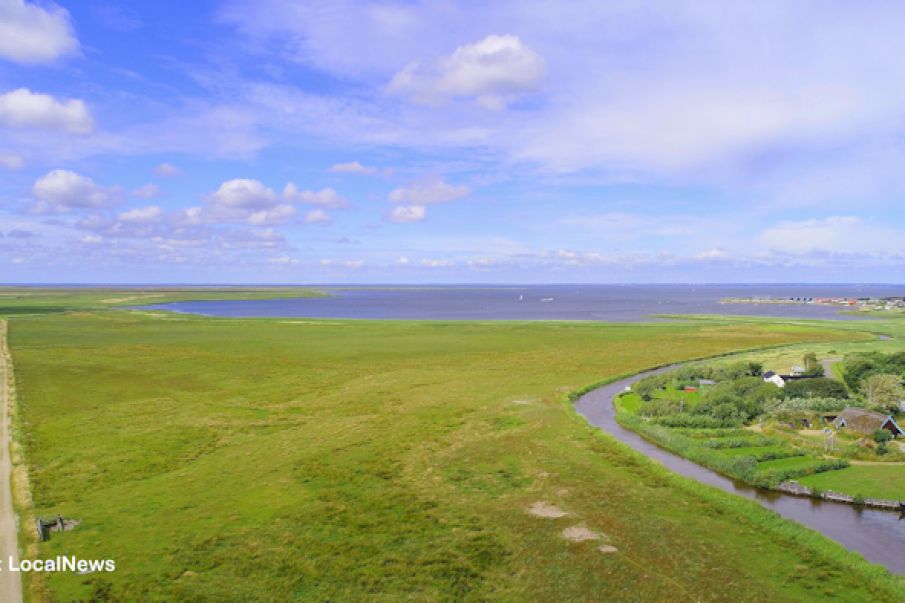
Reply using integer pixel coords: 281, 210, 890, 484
617, 385, 702, 415
7, 309, 903, 601
755, 455, 832, 473
719, 446, 794, 460
799, 465, 905, 501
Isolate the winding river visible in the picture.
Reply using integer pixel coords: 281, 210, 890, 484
574, 365, 905, 575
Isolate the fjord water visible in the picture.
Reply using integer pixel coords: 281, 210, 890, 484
139, 284, 903, 320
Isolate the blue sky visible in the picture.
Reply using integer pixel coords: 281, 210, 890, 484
2, 0, 905, 283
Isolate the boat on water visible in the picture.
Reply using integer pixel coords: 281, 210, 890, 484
540, 297, 554, 302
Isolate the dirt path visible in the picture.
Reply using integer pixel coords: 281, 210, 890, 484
0, 322, 23, 602
821, 358, 841, 379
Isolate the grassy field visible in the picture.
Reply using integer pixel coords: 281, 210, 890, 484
6, 308, 905, 601
799, 465, 905, 501
0, 287, 325, 317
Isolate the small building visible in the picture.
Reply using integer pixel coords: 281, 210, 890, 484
698, 379, 716, 386
790, 365, 805, 376
832, 407, 904, 438
763, 371, 785, 388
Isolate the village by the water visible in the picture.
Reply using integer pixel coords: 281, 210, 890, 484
617, 348, 905, 512
722, 295, 905, 311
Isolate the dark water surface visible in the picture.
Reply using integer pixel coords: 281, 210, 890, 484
138, 284, 904, 321
575, 366, 905, 575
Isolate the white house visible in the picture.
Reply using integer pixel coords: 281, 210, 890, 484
763, 371, 785, 388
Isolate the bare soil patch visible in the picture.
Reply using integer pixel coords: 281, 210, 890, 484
527, 501, 568, 518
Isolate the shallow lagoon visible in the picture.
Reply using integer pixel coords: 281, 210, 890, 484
138, 284, 902, 321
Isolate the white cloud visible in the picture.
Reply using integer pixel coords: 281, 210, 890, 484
694, 248, 729, 261
248, 204, 296, 226
0, 0, 79, 64
118, 205, 163, 224
421, 258, 453, 268
198, 180, 347, 226
397, 256, 410, 264
388, 177, 469, 205
389, 205, 426, 223
153, 162, 182, 177
268, 255, 299, 266
283, 184, 348, 208
328, 161, 377, 175
131, 183, 163, 199
304, 209, 331, 224
320, 258, 364, 268
30, 169, 118, 213
209, 178, 278, 209
389, 34, 545, 109
0, 88, 93, 134
0, 152, 23, 170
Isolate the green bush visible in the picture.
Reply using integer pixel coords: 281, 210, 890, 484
783, 378, 848, 399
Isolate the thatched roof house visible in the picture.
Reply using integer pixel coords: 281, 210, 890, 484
832, 407, 903, 437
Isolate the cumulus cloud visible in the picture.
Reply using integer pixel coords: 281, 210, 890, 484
209, 178, 278, 209
304, 209, 332, 224
0, 152, 23, 170
0, 88, 93, 134
0, 0, 79, 64
153, 162, 182, 177
118, 205, 163, 224
30, 169, 119, 213
388, 34, 545, 109
388, 177, 469, 205
328, 161, 377, 175
248, 204, 296, 226
283, 184, 348, 208
389, 205, 426, 223
198, 179, 347, 226
131, 183, 163, 199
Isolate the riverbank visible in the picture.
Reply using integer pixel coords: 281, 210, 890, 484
574, 364, 905, 575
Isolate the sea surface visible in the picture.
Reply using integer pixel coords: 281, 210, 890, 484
137, 284, 904, 321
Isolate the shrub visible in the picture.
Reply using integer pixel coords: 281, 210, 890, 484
783, 378, 848, 399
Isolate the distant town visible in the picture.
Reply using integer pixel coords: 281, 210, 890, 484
721, 296, 905, 312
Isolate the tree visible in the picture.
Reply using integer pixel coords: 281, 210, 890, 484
860, 373, 905, 413
783, 378, 848, 399
803, 351, 819, 373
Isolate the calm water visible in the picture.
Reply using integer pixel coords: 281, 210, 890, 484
575, 366, 905, 574
139, 284, 904, 321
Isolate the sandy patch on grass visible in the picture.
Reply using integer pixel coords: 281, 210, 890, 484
561, 526, 602, 542
527, 501, 569, 518
510, 398, 537, 405
101, 294, 162, 304
277, 321, 342, 326
597, 544, 618, 554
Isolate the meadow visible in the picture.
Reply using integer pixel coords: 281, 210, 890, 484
6, 302, 905, 601
0, 287, 325, 317
799, 465, 905, 501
